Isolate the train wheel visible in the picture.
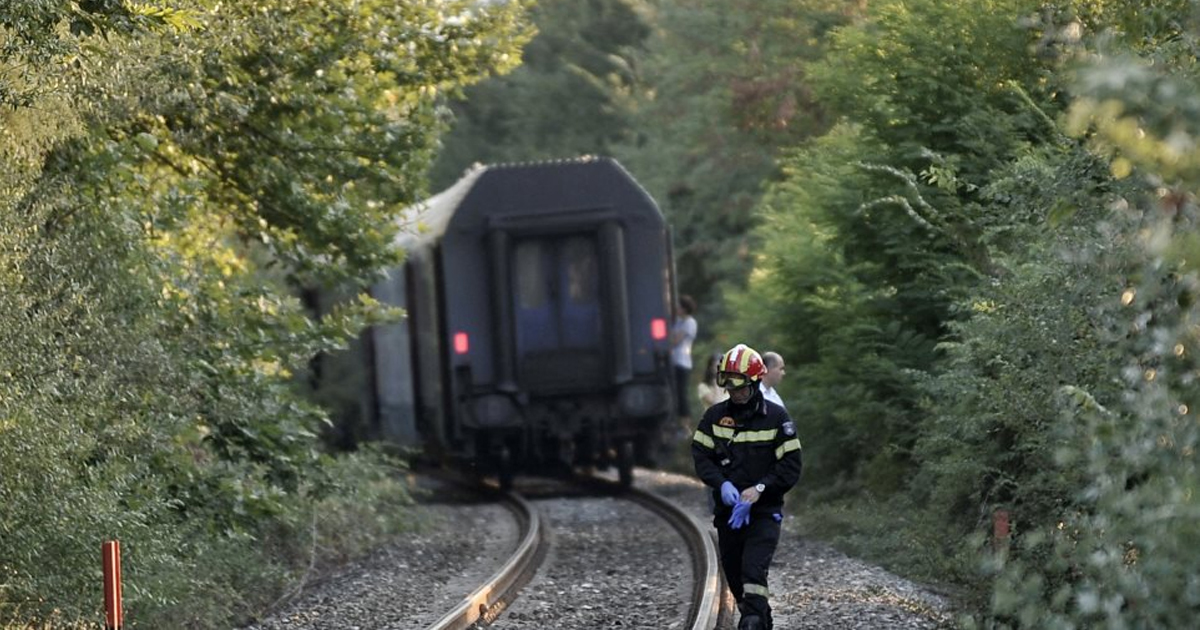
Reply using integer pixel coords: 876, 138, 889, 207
618, 440, 634, 489
498, 445, 514, 491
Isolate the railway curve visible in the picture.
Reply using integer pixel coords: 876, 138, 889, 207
243, 469, 953, 629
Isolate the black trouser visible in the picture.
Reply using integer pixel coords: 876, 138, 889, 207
674, 365, 692, 419
715, 512, 782, 628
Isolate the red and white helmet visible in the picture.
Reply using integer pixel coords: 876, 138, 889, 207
716, 344, 766, 389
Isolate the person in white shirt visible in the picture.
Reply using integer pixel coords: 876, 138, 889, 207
759, 351, 786, 410
671, 295, 698, 424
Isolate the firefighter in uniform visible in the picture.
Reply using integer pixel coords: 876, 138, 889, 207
692, 344, 802, 630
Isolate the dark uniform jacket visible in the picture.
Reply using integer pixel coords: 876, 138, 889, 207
692, 390, 803, 515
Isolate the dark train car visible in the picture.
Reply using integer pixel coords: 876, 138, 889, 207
370, 157, 676, 486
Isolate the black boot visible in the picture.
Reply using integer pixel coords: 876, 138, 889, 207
738, 614, 766, 630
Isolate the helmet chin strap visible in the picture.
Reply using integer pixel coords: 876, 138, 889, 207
728, 386, 762, 420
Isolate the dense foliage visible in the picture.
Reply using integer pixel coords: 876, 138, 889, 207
614, 0, 850, 330
735, 0, 1200, 626
6, 0, 1200, 626
430, 0, 851, 334
413, 1, 1200, 624
762, 0, 1056, 490
428, 0, 650, 190
982, 5, 1200, 624
1, 0, 530, 626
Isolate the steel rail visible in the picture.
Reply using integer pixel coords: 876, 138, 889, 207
577, 474, 723, 630
424, 473, 720, 630
424, 489, 543, 630
621, 482, 723, 630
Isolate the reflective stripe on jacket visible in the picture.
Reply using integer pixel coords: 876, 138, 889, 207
692, 394, 802, 515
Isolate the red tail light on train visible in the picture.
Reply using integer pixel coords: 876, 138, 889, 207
651, 318, 668, 340
454, 332, 470, 355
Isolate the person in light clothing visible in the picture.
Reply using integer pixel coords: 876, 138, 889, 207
671, 295, 698, 424
759, 351, 786, 411
697, 352, 729, 408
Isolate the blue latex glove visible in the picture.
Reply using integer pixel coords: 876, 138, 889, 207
729, 500, 752, 529
720, 481, 740, 506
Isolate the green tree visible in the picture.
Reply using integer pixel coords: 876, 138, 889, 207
910, 143, 1130, 605
1, 0, 532, 624
981, 3, 1200, 625
743, 0, 1056, 493
429, 0, 650, 190
746, 0, 1200, 625
617, 0, 849, 325
740, 123, 948, 492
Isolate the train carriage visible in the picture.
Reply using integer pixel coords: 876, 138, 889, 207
370, 157, 677, 487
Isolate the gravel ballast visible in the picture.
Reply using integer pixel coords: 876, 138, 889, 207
632, 468, 954, 630
488, 492, 692, 629
243, 494, 521, 629
244, 468, 955, 629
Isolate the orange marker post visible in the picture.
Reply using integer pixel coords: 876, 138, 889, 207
102, 540, 123, 629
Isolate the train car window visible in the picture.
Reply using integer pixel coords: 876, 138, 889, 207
564, 238, 598, 304
513, 235, 604, 389
560, 236, 600, 349
515, 244, 548, 309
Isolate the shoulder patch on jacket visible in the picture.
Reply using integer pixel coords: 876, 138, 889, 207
781, 421, 796, 437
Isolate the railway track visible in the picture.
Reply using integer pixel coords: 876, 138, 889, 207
422, 488, 541, 629
244, 469, 953, 629
426, 473, 724, 630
